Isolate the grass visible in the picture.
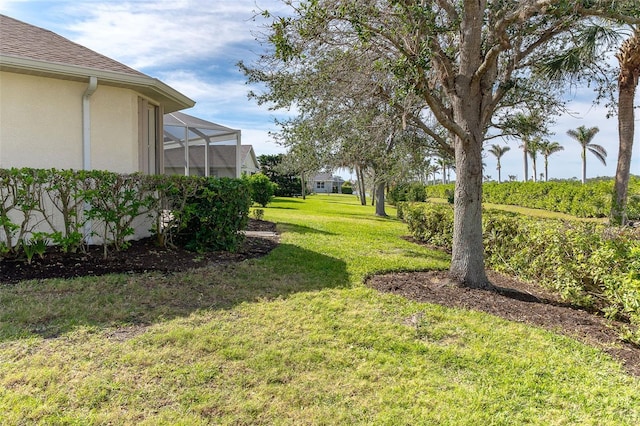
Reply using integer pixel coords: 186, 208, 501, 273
0, 194, 638, 424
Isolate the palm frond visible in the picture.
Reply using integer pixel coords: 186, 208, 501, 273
540, 141, 564, 156
567, 125, 600, 147
488, 144, 510, 159
587, 143, 608, 165
536, 23, 621, 81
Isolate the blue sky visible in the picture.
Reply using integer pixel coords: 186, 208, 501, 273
1, 0, 638, 181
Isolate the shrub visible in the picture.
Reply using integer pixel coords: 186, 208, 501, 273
426, 178, 640, 220
253, 209, 265, 220
81, 171, 156, 257
387, 184, 409, 205
424, 183, 454, 199
396, 202, 406, 220
407, 183, 427, 202
150, 174, 202, 249
247, 173, 277, 207
401, 202, 640, 343
388, 182, 426, 205
341, 181, 354, 194
403, 202, 454, 251
0, 168, 252, 260
177, 177, 251, 253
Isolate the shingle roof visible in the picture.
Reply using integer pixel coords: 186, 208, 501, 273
0, 14, 146, 76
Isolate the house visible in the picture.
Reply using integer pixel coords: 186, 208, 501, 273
163, 112, 256, 178
310, 172, 345, 194
0, 15, 195, 245
0, 14, 194, 174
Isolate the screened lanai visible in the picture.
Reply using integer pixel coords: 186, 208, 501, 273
163, 111, 242, 178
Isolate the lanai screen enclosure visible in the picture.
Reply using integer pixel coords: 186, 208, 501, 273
163, 111, 242, 178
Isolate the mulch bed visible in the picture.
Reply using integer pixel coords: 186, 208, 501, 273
0, 219, 278, 284
2, 221, 638, 377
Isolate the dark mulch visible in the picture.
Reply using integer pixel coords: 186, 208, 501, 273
0, 219, 278, 284
367, 269, 640, 377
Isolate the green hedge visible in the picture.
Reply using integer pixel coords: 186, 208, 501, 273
341, 182, 354, 195
0, 168, 251, 261
402, 202, 640, 343
424, 178, 640, 219
388, 182, 428, 205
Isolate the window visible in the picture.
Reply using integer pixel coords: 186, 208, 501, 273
316, 181, 325, 189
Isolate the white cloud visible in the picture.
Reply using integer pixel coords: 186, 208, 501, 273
49, 0, 293, 157
60, 1, 268, 69
158, 68, 292, 128
238, 128, 282, 157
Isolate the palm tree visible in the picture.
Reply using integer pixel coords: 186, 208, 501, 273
566, 125, 606, 184
505, 111, 550, 182
429, 163, 441, 185
518, 137, 542, 182
538, 140, 564, 181
612, 28, 640, 224
536, 23, 637, 221
525, 138, 543, 182
437, 153, 454, 184
487, 144, 511, 183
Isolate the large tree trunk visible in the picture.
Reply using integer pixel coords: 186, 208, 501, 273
612, 85, 635, 224
611, 32, 640, 225
374, 181, 387, 216
451, 132, 492, 289
448, 0, 493, 289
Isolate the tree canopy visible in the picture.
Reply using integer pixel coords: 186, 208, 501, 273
243, 0, 640, 288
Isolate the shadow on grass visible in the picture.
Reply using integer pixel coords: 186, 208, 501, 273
264, 198, 307, 210
322, 198, 362, 205
0, 243, 348, 341
277, 222, 335, 236
402, 249, 450, 263
272, 197, 305, 203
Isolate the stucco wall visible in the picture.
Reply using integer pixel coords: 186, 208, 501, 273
0, 71, 140, 173
90, 83, 139, 173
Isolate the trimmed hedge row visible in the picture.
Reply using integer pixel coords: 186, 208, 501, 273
424, 178, 640, 219
401, 201, 640, 343
0, 168, 251, 261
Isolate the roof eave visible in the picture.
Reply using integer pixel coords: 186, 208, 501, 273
0, 54, 195, 112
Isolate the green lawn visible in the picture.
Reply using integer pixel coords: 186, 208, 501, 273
0, 194, 638, 424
